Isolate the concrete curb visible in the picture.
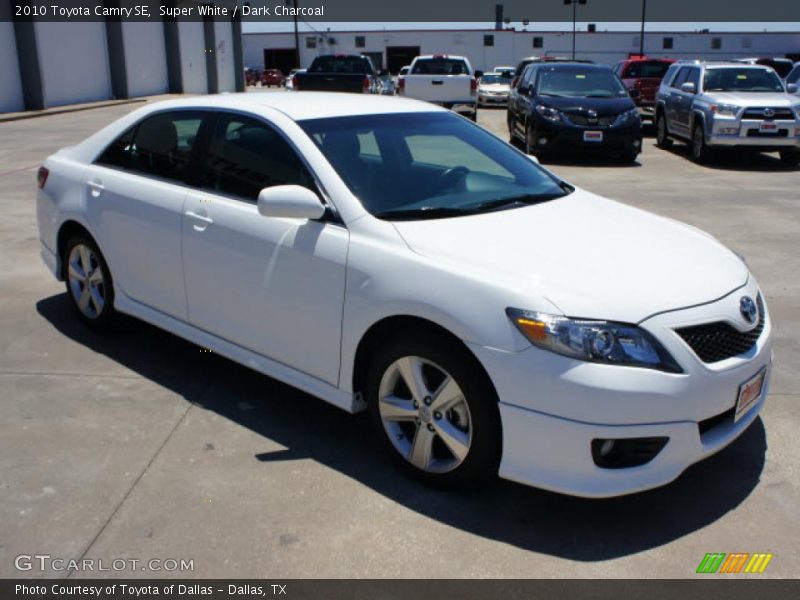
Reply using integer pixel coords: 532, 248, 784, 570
0, 98, 147, 124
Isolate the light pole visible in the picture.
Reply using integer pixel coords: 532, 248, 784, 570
639, 0, 647, 56
564, 0, 586, 60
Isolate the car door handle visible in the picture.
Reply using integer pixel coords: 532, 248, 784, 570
87, 180, 104, 197
431, 80, 444, 85
185, 210, 213, 230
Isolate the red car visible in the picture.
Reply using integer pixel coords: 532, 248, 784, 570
244, 68, 261, 86
261, 68, 285, 87
613, 56, 675, 121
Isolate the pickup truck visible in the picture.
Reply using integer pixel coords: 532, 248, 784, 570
292, 55, 379, 94
399, 54, 481, 120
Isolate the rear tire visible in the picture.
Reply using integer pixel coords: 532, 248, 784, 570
655, 113, 672, 148
62, 235, 116, 330
366, 331, 501, 487
779, 149, 800, 167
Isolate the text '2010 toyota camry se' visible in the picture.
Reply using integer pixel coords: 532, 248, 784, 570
36, 93, 772, 497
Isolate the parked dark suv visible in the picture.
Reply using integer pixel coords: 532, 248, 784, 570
508, 63, 643, 162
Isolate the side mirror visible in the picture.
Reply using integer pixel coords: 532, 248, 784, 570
257, 185, 325, 220
787, 83, 798, 94
475, 70, 484, 79
680, 81, 696, 94
527, 153, 539, 164
628, 88, 641, 99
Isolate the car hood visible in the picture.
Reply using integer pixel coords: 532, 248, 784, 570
391, 188, 748, 323
701, 91, 796, 107
537, 95, 635, 116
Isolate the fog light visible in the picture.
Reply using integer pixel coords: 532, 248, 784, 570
718, 127, 739, 136
538, 137, 548, 146
599, 439, 615, 457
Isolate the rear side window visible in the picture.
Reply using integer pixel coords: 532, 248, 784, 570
412, 59, 469, 75
309, 56, 369, 74
201, 113, 315, 201
96, 111, 204, 184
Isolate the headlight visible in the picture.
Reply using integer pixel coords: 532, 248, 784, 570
614, 107, 641, 126
710, 103, 741, 117
506, 308, 683, 373
793, 105, 800, 118
535, 104, 561, 123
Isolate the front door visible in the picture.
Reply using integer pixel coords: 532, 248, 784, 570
181, 112, 349, 385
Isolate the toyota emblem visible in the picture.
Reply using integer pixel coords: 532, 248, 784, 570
740, 296, 758, 325
763, 108, 775, 118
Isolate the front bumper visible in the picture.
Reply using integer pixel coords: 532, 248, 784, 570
468, 279, 773, 497
708, 117, 800, 148
478, 93, 509, 105
531, 116, 642, 154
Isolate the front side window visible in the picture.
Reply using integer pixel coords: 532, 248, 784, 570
787, 65, 800, 85
96, 111, 204, 183
536, 68, 628, 98
299, 112, 569, 220
703, 68, 785, 93
201, 113, 315, 201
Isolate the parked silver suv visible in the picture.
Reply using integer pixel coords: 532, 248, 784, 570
655, 61, 800, 165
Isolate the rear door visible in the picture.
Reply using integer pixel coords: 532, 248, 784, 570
674, 67, 701, 133
181, 111, 349, 385
665, 67, 690, 135
87, 110, 206, 320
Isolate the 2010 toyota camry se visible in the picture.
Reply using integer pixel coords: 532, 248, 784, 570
35, 93, 772, 497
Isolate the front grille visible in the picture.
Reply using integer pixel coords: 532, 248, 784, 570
675, 295, 765, 363
565, 114, 617, 127
746, 129, 788, 138
742, 107, 794, 120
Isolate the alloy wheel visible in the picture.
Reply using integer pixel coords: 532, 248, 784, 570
67, 243, 106, 319
378, 355, 472, 474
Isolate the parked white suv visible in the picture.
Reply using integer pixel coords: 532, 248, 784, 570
36, 93, 772, 497
399, 54, 480, 120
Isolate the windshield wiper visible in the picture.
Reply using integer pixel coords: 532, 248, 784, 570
474, 192, 566, 213
373, 206, 477, 221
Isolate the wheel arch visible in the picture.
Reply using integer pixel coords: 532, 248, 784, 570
56, 219, 98, 280
350, 314, 498, 405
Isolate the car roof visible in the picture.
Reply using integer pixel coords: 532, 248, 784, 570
142, 92, 447, 121
536, 62, 611, 71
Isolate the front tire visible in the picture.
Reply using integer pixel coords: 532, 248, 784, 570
63, 235, 116, 329
691, 122, 712, 164
366, 332, 501, 486
779, 149, 800, 167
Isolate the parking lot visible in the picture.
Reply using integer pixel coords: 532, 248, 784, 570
1, 91, 799, 578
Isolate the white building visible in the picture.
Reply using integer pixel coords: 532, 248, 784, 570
0, 4, 244, 114
244, 28, 800, 74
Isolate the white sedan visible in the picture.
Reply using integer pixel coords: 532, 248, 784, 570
36, 93, 772, 497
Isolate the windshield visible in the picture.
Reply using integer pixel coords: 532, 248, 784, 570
309, 56, 369, 74
299, 112, 570, 220
703, 68, 785, 92
785, 65, 800, 85
412, 59, 469, 75
480, 75, 509, 85
623, 61, 672, 78
538, 68, 628, 98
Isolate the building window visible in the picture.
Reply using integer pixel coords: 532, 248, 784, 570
711, 37, 722, 50
305, 37, 316, 49
355, 36, 365, 48
662, 37, 674, 50
484, 34, 494, 47
533, 36, 544, 48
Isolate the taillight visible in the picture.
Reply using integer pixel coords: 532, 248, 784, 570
362, 76, 370, 92
398, 78, 405, 92
292, 75, 299, 90
511, 77, 518, 88
470, 78, 478, 93
37, 166, 49, 190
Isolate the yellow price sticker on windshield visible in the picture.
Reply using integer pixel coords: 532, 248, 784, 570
737, 74, 747, 79
576, 74, 586, 79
